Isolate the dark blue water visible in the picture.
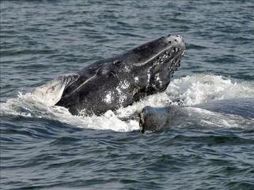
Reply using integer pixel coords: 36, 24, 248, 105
1, 1, 254, 189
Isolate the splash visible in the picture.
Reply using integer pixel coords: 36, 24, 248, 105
32, 73, 79, 106
1, 74, 253, 132
166, 74, 254, 106
117, 74, 254, 118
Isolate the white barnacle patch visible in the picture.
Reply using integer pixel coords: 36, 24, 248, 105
147, 72, 151, 83
120, 80, 130, 90
155, 73, 163, 87
116, 86, 122, 94
146, 66, 153, 88
104, 91, 113, 104
155, 73, 160, 81
124, 65, 131, 72
116, 86, 127, 104
119, 95, 127, 104
134, 77, 139, 83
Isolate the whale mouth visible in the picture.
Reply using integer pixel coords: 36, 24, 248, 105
158, 35, 185, 64
139, 35, 186, 92
156, 47, 185, 69
148, 46, 185, 82
132, 34, 185, 68
139, 36, 185, 75
133, 47, 185, 69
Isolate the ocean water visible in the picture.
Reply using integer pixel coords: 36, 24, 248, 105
1, 0, 254, 189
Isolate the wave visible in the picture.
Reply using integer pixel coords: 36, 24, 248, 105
1, 74, 254, 132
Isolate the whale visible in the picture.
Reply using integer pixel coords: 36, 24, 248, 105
33, 34, 185, 115
139, 98, 254, 133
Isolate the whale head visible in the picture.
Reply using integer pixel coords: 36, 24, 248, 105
116, 34, 186, 100
139, 106, 170, 133
56, 34, 186, 115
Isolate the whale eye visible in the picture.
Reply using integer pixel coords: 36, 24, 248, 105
113, 60, 121, 66
109, 71, 117, 78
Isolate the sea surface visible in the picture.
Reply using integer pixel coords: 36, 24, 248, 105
1, 0, 254, 189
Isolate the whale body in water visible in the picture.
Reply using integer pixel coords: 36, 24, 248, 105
139, 98, 254, 133
33, 34, 185, 115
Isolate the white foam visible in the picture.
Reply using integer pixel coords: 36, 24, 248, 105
31, 75, 74, 106
166, 74, 254, 106
1, 74, 253, 132
0, 93, 139, 132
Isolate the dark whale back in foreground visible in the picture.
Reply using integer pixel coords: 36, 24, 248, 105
35, 34, 185, 115
139, 98, 254, 133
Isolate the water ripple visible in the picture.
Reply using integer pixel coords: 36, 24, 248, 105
1, 0, 254, 189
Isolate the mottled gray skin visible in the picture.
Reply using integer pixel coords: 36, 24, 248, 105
56, 34, 185, 115
139, 98, 254, 133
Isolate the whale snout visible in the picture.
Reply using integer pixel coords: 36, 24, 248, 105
139, 106, 169, 133
165, 34, 185, 50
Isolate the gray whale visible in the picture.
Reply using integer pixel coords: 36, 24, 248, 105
139, 98, 254, 133
36, 34, 185, 115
